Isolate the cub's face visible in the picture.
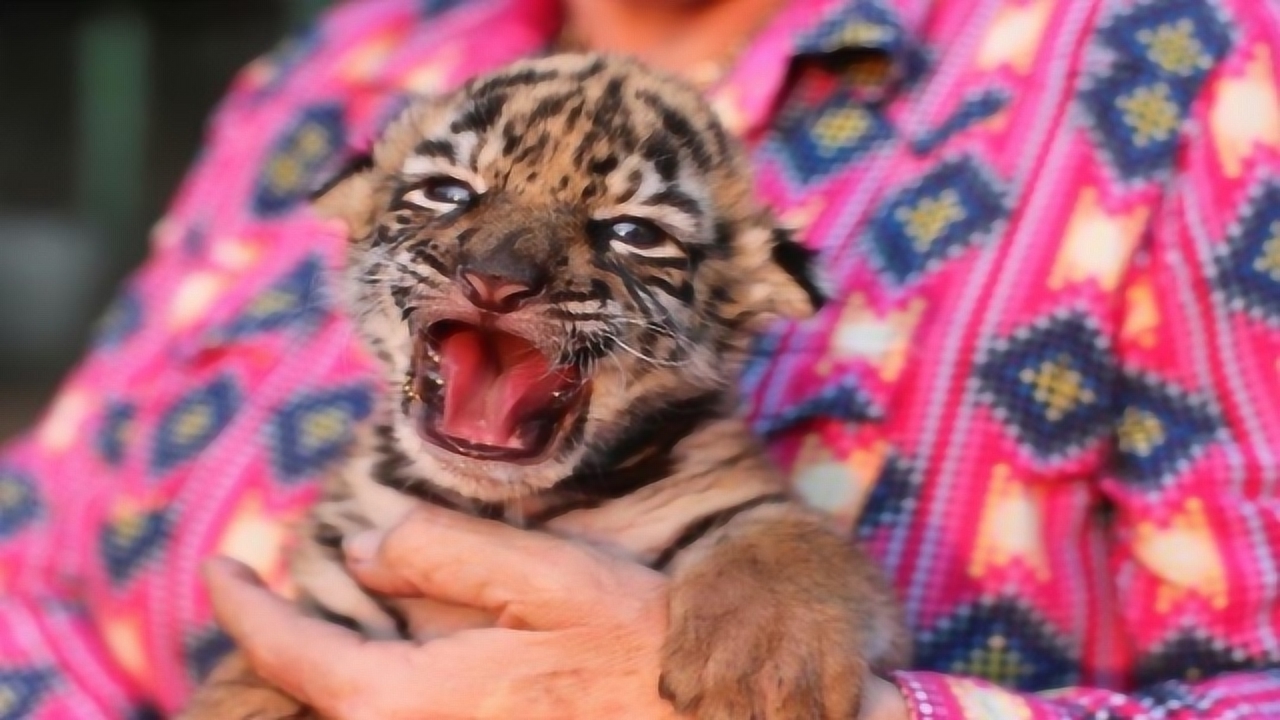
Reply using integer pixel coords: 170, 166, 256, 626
316, 54, 823, 501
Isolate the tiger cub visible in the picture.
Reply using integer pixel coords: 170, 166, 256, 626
183, 53, 909, 720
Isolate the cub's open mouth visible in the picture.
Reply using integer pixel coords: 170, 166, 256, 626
408, 320, 588, 463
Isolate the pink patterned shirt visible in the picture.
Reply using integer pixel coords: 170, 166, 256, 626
3, 0, 1280, 717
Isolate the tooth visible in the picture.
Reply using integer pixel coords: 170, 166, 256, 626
402, 380, 420, 400
550, 390, 564, 399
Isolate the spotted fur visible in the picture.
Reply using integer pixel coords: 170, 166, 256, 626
182, 54, 908, 720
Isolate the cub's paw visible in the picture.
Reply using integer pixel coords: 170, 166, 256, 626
658, 561, 868, 719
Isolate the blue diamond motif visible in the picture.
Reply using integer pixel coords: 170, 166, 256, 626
100, 508, 170, 585
92, 289, 143, 349
796, 0, 908, 58
912, 88, 1009, 154
269, 386, 374, 483
1078, 0, 1233, 181
0, 668, 53, 720
97, 401, 135, 467
866, 157, 1006, 285
151, 377, 240, 476
0, 468, 40, 539
973, 312, 1117, 460
224, 255, 328, 338
1114, 372, 1222, 489
856, 454, 919, 539
755, 378, 879, 437
771, 89, 893, 184
1135, 630, 1258, 687
185, 625, 236, 682
915, 597, 1078, 691
422, 0, 472, 15
1215, 180, 1280, 325
253, 103, 346, 217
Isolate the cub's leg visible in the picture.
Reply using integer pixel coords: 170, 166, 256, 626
177, 651, 314, 720
658, 499, 910, 720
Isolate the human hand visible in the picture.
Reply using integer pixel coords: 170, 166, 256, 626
205, 504, 680, 719
205, 504, 909, 719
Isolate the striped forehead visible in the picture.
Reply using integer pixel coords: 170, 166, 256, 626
395, 63, 724, 240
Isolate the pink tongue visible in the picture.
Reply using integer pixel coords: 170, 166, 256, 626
437, 328, 569, 449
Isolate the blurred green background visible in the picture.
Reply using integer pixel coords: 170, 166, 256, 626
0, 0, 331, 440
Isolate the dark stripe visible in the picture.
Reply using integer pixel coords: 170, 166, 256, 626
645, 276, 692, 303
555, 391, 725, 503
645, 187, 700, 218
468, 68, 559, 99
636, 90, 713, 171
313, 522, 344, 551
650, 493, 789, 571
414, 139, 456, 163
632, 255, 689, 270
572, 57, 607, 82
640, 134, 680, 181
309, 153, 373, 202
770, 229, 826, 310
450, 92, 507, 134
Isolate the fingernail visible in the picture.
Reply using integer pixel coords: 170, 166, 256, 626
344, 530, 383, 565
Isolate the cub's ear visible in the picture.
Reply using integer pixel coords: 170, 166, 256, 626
737, 224, 829, 323
310, 153, 379, 240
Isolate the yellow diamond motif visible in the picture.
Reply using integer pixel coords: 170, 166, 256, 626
1252, 221, 1280, 282
248, 288, 298, 318
1117, 83, 1181, 148
174, 404, 214, 443
1138, 19, 1212, 77
835, 22, 893, 47
300, 407, 351, 453
0, 479, 24, 508
1117, 407, 1166, 457
1018, 354, 1096, 422
267, 156, 302, 192
895, 189, 966, 253
811, 107, 872, 156
295, 124, 332, 159
954, 635, 1028, 686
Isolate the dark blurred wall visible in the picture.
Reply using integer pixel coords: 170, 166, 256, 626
0, 0, 330, 440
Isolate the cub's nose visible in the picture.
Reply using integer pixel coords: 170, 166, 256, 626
459, 270, 543, 313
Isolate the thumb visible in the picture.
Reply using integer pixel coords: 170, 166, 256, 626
344, 504, 664, 628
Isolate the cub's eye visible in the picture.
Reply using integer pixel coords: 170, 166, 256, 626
594, 218, 669, 251
420, 177, 475, 206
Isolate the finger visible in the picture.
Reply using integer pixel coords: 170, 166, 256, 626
203, 557, 420, 714
344, 504, 665, 627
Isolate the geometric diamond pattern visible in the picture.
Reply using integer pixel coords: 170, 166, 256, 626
771, 87, 893, 185
914, 596, 1079, 691
0, 668, 52, 720
1077, 0, 1232, 181
911, 88, 1009, 154
183, 624, 236, 682
973, 311, 1117, 461
421, 0, 472, 16
92, 289, 143, 349
96, 401, 136, 468
911, 594, 1080, 691
795, 0, 908, 60
1135, 629, 1261, 687
253, 103, 346, 217
0, 468, 41, 540
754, 378, 879, 438
865, 157, 1007, 285
224, 255, 328, 339
267, 385, 374, 483
856, 453, 920, 540
1113, 371, 1223, 489
1214, 180, 1280, 326
100, 507, 170, 585
150, 376, 241, 477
